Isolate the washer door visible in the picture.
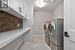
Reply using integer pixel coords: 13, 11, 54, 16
48, 21, 58, 47
48, 24, 54, 35
44, 23, 50, 46
48, 22, 58, 46
48, 20, 55, 34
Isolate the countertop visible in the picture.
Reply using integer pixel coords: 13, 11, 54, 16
0, 27, 31, 48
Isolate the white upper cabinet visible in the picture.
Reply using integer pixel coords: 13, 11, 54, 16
21, 0, 29, 18
0, 0, 28, 19
8, 0, 13, 7
12, 0, 28, 18
2, 0, 12, 7
12, 0, 20, 12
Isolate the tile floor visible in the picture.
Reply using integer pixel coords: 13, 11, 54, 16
20, 35, 51, 50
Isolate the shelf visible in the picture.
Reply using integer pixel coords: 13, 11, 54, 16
0, 1, 27, 20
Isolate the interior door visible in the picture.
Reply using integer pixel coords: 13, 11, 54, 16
64, 0, 71, 50
69, 0, 75, 50
64, 0, 75, 50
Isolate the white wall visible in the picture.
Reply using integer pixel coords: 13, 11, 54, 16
33, 11, 52, 35
23, 1, 33, 29
53, 3, 64, 19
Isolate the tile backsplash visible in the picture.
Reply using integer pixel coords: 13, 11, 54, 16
0, 11, 23, 32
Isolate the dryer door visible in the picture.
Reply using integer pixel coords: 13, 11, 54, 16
48, 24, 54, 33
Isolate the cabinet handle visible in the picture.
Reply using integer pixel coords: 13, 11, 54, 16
64, 32, 70, 37
19, 7, 21, 13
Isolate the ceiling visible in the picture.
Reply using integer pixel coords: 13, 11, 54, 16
33, 0, 63, 11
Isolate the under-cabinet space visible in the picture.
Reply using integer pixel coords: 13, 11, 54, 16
0, 10, 23, 32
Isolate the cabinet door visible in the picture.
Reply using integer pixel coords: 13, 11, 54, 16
20, 0, 29, 17
12, 0, 25, 14
2, 0, 8, 3
8, 0, 13, 7
2, 0, 13, 9
12, 0, 19, 11
20, 0, 27, 17
9, 0, 28, 18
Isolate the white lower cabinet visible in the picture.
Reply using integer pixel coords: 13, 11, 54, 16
0, 35, 24, 50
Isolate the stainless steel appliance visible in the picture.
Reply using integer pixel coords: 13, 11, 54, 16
48, 18, 63, 50
44, 21, 50, 46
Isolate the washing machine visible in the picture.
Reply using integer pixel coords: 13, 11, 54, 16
48, 18, 64, 50
44, 21, 51, 46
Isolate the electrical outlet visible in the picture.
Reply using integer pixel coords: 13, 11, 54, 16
18, 24, 19, 27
